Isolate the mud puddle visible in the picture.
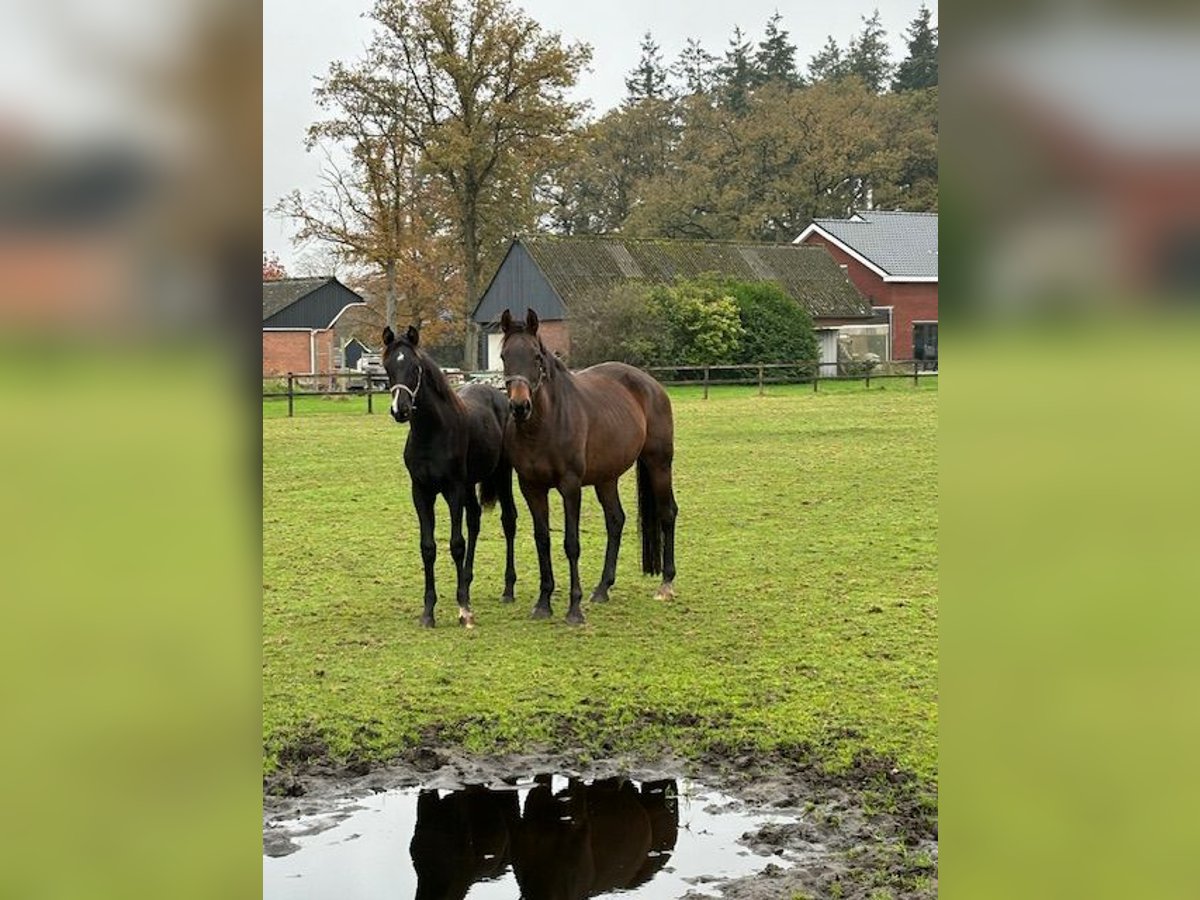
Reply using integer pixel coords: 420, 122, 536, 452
264, 775, 806, 899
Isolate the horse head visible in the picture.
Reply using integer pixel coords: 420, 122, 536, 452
382, 324, 423, 422
499, 308, 548, 423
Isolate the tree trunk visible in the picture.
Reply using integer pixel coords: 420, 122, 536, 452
461, 204, 480, 371
384, 259, 397, 332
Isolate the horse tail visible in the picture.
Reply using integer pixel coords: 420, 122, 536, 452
637, 457, 662, 576
480, 472, 500, 510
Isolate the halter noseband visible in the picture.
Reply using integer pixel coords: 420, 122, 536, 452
390, 364, 423, 408
503, 355, 547, 397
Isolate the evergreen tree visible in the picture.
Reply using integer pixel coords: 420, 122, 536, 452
673, 37, 718, 96
625, 32, 670, 103
808, 35, 848, 83
717, 26, 759, 111
891, 4, 938, 92
845, 9, 893, 93
755, 11, 800, 87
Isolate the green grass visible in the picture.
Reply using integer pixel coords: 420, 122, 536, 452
263, 383, 937, 786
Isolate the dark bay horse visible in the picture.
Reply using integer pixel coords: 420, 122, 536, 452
383, 325, 518, 627
499, 308, 678, 625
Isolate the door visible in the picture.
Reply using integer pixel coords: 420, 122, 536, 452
486, 333, 505, 371
913, 322, 938, 371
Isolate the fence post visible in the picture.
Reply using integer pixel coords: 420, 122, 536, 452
757, 364, 764, 397
813, 363, 819, 392
287, 372, 294, 418
865, 371, 871, 390
366, 373, 373, 414
913, 358, 919, 387
703, 365, 710, 400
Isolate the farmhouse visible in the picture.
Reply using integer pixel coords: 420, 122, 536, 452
795, 211, 938, 369
471, 235, 874, 371
262, 277, 366, 376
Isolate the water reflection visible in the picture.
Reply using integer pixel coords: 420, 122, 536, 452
410, 777, 679, 900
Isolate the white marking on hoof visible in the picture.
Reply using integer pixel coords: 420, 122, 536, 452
655, 582, 675, 601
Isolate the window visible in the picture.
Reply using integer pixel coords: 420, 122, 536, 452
913, 322, 938, 371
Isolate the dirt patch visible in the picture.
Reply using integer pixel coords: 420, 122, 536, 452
263, 744, 937, 899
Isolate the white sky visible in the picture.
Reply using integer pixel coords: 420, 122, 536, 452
263, 0, 936, 269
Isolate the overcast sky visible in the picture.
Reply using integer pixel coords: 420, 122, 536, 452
264, 0, 936, 270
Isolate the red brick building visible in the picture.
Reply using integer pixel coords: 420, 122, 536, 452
262, 277, 366, 376
795, 211, 938, 368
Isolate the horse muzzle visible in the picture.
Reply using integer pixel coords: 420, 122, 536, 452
510, 398, 532, 422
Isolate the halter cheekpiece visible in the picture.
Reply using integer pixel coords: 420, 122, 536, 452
390, 364, 423, 407
503, 354, 547, 396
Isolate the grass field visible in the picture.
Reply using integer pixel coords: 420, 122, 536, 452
263, 381, 937, 790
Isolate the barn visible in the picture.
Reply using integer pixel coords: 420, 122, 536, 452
470, 235, 874, 371
794, 211, 938, 369
262, 277, 366, 376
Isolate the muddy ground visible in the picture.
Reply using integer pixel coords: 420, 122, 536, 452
264, 744, 937, 900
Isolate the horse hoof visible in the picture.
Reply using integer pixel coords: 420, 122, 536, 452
530, 605, 552, 620
500, 593, 515, 604
654, 582, 675, 601
589, 590, 609, 604
420, 614, 436, 628
458, 608, 476, 629
565, 609, 586, 626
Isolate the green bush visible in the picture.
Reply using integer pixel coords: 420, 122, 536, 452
568, 283, 667, 368
727, 280, 818, 365
647, 275, 744, 366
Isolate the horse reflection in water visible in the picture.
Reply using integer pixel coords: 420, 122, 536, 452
409, 786, 521, 900
409, 777, 679, 900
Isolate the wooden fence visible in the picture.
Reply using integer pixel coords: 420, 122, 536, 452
263, 360, 937, 416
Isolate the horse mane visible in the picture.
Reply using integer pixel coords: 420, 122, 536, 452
399, 339, 465, 412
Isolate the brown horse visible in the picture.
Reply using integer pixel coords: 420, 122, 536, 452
499, 308, 678, 625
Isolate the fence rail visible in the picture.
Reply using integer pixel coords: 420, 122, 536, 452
264, 359, 937, 416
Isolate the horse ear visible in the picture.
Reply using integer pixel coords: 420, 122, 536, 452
405, 325, 420, 347
525, 308, 539, 335
500, 309, 513, 334
382, 326, 395, 347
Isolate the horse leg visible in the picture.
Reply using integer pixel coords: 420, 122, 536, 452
650, 463, 678, 600
560, 478, 586, 625
590, 479, 624, 604
460, 487, 482, 627
412, 482, 439, 627
496, 466, 518, 602
446, 487, 474, 628
520, 480, 555, 619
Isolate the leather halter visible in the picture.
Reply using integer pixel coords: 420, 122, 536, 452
390, 365, 423, 407
504, 355, 547, 397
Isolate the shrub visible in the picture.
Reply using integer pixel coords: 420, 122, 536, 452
647, 275, 744, 366
726, 280, 818, 365
569, 282, 667, 368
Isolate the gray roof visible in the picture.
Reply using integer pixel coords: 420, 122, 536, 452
262, 277, 334, 321
806, 211, 938, 279
474, 236, 873, 322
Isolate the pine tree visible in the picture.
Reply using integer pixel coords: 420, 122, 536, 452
755, 11, 800, 87
891, 4, 938, 92
625, 32, 670, 103
808, 35, 848, 83
673, 37, 718, 96
717, 26, 759, 111
846, 9, 893, 93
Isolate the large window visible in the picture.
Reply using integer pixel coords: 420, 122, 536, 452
913, 322, 938, 370
838, 323, 890, 360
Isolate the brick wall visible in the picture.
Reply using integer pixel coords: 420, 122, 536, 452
538, 320, 572, 362
263, 331, 311, 376
313, 329, 335, 374
799, 233, 938, 361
